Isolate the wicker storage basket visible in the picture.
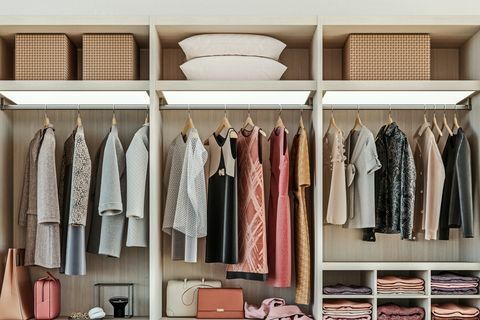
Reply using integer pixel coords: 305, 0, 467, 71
343, 34, 431, 80
82, 34, 138, 80
15, 34, 76, 80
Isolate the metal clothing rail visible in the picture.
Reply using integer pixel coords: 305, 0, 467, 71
0, 104, 150, 110
322, 102, 472, 111
159, 104, 313, 110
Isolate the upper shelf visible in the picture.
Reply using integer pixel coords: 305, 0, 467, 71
321, 80, 480, 91
323, 262, 480, 270
0, 80, 149, 91
156, 80, 317, 92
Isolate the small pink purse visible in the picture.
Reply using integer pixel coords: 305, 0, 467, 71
34, 272, 61, 320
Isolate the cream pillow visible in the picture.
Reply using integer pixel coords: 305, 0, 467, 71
179, 34, 287, 60
180, 56, 287, 80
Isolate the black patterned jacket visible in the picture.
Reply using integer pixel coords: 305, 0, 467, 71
368, 123, 416, 240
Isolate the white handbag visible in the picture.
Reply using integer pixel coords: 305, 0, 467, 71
166, 278, 222, 317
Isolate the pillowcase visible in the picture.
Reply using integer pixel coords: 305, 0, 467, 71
180, 56, 287, 80
179, 34, 287, 60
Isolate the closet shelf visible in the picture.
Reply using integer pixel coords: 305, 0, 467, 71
321, 80, 480, 92
156, 80, 317, 92
0, 80, 149, 91
322, 262, 480, 271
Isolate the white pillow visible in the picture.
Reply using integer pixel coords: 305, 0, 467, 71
180, 56, 287, 80
179, 34, 287, 60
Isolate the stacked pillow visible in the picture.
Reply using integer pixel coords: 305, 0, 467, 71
179, 34, 287, 80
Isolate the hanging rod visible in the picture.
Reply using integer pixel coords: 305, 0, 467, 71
159, 104, 312, 110
322, 101, 472, 111
0, 104, 150, 111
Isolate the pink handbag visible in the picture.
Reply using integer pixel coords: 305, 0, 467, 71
34, 272, 61, 320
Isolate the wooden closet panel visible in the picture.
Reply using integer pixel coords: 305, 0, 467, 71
0, 111, 12, 286
161, 48, 311, 80
322, 109, 468, 262
160, 109, 313, 311
12, 110, 149, 316
323, 48, 459, 80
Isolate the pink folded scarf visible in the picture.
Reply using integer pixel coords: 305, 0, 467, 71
323, 300, 372, 311
245, 298, 312, 320
323, 316, 371, 320
377, 276, 424, 286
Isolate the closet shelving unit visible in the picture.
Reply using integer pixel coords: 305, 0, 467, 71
1, 14, 480, 320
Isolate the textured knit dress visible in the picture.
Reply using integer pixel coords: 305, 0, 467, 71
291, 126, 311, 304
206, 128, 238, 264
226, 126, 268, 281
267, 127, 291, 288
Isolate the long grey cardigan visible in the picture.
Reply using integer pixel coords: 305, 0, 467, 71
35, 126, 61, 269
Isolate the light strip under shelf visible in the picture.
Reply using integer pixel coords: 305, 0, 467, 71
161, 90, 311, 105
0, 91, 150, 105
322, 90, 475, 106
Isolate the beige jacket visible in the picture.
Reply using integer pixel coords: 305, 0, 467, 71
413, 122, 446, 240
323, 129, 347, 225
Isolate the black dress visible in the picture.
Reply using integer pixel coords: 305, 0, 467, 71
205, 128, 238, 264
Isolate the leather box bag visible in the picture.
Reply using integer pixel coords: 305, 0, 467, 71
197, 288, 244, 319
166, 279, 222, 317
34, 272, 61, 320
0, 248, 34, 320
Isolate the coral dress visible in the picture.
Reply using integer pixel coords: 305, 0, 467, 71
267, 127, 291, 287
226, 126, 268, 281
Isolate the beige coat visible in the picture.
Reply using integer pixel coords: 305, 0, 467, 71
323, 129, 347, 225
413, 122, 445, 240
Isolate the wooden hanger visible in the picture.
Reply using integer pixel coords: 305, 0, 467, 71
204, 106, 238, 145
275, 105, 289, 134
181, 107, 195, 136
352, 105, 363, 131
453, 105, 460, 131
431, 105, 443, 137
76, 105, 83, 128
441, 104, 454, 136
112, 105, 117, 126
43, 105, 50, 128
298, 108, 305, 129
325, 105, 340, 134
243, 106, 266, 137
423, 105, 428, 124
384, 105, 394, 128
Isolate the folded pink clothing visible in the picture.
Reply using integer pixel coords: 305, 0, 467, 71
245, 298, 286, 319
323, 316, 371, 320
432, 283, 478, 289
377, 276, 425, 286
323, 300, 372, 311
378, 314, 424, 320
323, 310, 372, 316
432, 316, 479, 320
377, 291, 425, 295
266, 305, 312, 320
377, 283, 425, 288
377, 304, 425, 317
432, 304, 480, 317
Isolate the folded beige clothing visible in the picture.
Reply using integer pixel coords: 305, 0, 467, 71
377, 290, 425, 295
323, 310, 372, 315
323, 300, 373, 311
377, 276, 424, 286
432, 283, 478, 289
432, 304, 480, 318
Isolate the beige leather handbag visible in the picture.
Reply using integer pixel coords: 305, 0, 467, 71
0, 248, 34, 320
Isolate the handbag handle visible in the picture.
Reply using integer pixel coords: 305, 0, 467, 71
181, 284, 217, 306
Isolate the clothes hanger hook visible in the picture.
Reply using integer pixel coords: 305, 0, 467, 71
248, 104, 251, 116
224, 104, 227, 117
187, 104, 191, 117
278, 104, 283, 116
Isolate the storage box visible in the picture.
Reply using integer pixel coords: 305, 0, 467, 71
83, 34, 138, 80
15, 34, 76, 80
343, 34, 431, 80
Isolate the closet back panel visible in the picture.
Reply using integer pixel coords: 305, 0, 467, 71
12, 110, 149, 316
322, 109, 473, 262
160, 109, 314, 313
161, 48, 311, 80
0, 112, 12, 286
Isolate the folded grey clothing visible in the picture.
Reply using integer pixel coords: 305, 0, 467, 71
431, 273, 480, 283
432, 288, 478, 295
324, 284, 373, 295
431, 283, 478, 289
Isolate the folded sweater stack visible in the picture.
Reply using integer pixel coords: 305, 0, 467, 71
377, 276, 425, 295
377, 303, 425, 320
323, 299, 372, 320
431, 273, 479, 295
432, 303, 479, 320
323, 284, 372, 295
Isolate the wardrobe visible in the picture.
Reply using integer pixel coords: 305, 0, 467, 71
0, 15, 479, 320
